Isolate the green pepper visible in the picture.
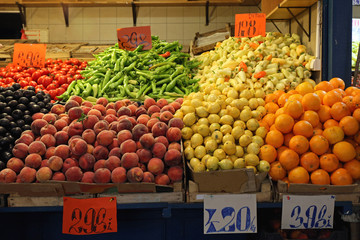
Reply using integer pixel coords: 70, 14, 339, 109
82, 83, 92, 98
92, 84, 99, 98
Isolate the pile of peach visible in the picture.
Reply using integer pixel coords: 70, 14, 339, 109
0, 96, 184, 185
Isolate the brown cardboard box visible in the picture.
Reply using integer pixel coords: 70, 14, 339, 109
187, 162, 267, 193
276, 180, 360, 203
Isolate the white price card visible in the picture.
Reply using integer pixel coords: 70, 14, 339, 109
204, 194, 257, 234
281, 195, 335, 229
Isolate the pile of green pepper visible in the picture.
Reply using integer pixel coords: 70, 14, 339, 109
58, 36, 200, 102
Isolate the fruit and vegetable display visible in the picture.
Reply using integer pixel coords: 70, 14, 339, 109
0, 95, 183, 184
352, 41, 359, 68
58, 37, 200, 103
0, 58, 86, 100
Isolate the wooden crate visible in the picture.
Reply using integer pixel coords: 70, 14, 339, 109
0, 194, 6, 207
7, 194, 95, 207
187, 179, 273, 203
71, 45, 98, 58
0, 53, 12, 67
46, 43, 86, 60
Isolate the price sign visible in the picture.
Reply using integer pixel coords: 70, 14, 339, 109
281, 195, 335, 229
13, 43, 46, 68
235, 13, 266, 38
117, 26, 152, 51
204, 194, 257, 234
62, 197, 117, 235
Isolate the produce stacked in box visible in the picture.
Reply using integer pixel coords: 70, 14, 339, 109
263, 78, 360, 185
179, 33, 316, 174
59, 36, 200, 102
0, 96, 184, 185
0, 58, 86, 99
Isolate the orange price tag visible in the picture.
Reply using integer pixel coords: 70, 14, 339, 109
235, 13, 266, 38
13, 43, 46, 68
117, 26, 152, 51
62, 197, 117, 235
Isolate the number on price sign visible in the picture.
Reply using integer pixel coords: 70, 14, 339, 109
13, 43, 46, 68
281, 195, 335, 230
235, 13, 266, 38
63, 197, 117, 235
204, 194, 257, 234
117, 26, 152, 51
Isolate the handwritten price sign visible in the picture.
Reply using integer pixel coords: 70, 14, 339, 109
235, 13, 266, 38
13, 43, 46, 68
117, 26, 152, 51
204, 194, 257, 234
281, 195, 335, 229
62, 197, 117, 235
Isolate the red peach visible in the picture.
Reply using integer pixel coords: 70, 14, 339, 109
52, 172, 65, 181
68, 107, 84, 121
68, 121, 84, 137
82, 129, 96, 144
105, 156, 121, 171
15, 134, 34, 145
139, 133, 155, 149
18, 167, 36, 183
93, 168, 111, 183
144, 98, 156, 109
147, 158, 165, 175
166, 127, 182, 142
69, 138, 88, 156
45, 147, 56, 159
127, 167, 143, 182
81, 171, 95, 183
54, 119, 68, 131
48, 156, 63, 171
21, 130, 35, 139
155, 136, 169, 148
152, 142, 167, 159
31, 119, 48, 135
117, 119, 133, 131
62, 158, 79, 173
167, 166, 183, 182
135, 107, 147, 118
117, 106, 131, 117
127, 104, 137, 116
168, 118, 184, 129
51, 104, 65, 115
65, 100, 80, 112
0, 168, 17, 183
132, 124, 149, 141
170, 101, 181, 111
65, 166, 83, 182
106, 102, 115, 110
114, 100, 125, 112
54, 145, 70, 160
137, 114, 151, 125
155, 173, 170, 185
40, 134, 56, 148
142, 171, 155, 183
81, 100, 93, 108
41, 159, 49, 168
82, 106, 92, 115
94, 159, 106, 171
120, 139, 137, 154
97, 130, 115, 146
69, 95, 82, 105
12, 143, 28, 159
147, 118, 160, 132
94, 120, 109, 135
92, 104, 106, 115
161, 105, 175, 114
136, 148, 152, 164
40, 124, 57, 136
151, 112, 161, 119
160, 111, 173, 123
168, 142, 181, 152
152, 122, 168, 137
28, 141, 46, 156
83, 114, 99, 129
88, 109, 102, 119
127, 117, 137, 127
147, 105, 160, 116
104, 114, 117, 124
62, 126, 69, 132
121, 152, 139, 170
111, 167, 127, 183
55, 131, 69, 145
175, 98, 183, 104
157, 98, 168, 109
109, 122, 119, 131
96, 97, 109, 107
108, 138, 120, 150
93, 145, 109, 160
36, 167, 53, 182
42, 113, 57, 123
164, 149, 182, 166
32, 112, 44, 120
109, 147, 121, 158
7, 157, 24, 173
79, 153, 96, 171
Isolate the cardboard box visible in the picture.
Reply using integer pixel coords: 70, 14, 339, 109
187, 162, 267, 193
275, 180, 360, 203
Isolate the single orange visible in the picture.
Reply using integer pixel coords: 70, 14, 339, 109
293, 120, 314, 138
288, 94, 303, 102
302, 93, 321, 111
274, 107, 285, 118
265, 93, 278, 103
278, 93, 290, 108
317, 105, 332, 123
301, 110, 320, 128
309, 135, 329, 155
322, 126, 345, 144
315, 90, 326, 103
339, 116, 359, 136
333, 141, 356, 162
344, 159, 360, 180
314, 81, 334, 92
353, 108, 360, 122
265, 102, 280, 114
330, 168, 353, 185
265, 129, 284, 148
284, 132, 295, 147
345, 86, 359, 96
330, 102, 351, 121
277, 146, 289, 160
279, 148, 300, 171
311, 169, 330, 185
275, 114, 295, 134
259, 144, 277, 164
288, 166, 310, 184
263, 113, 276, 127
289, 135, 309, 155
323, 90, 342, 107
320, 154, 339, 173
313, 128, 323, 136
323, 119, 339, 128
342, 96, 356, 113
269, 161, 287, 181
329, 77, 345, 90
300, 152, 319, 172
284, 100, 303, 119
296, 82, 314, 95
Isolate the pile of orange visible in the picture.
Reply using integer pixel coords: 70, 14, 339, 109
260, 78, 360, 186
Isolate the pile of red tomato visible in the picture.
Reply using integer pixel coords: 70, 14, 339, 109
0, 58, 87, 100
